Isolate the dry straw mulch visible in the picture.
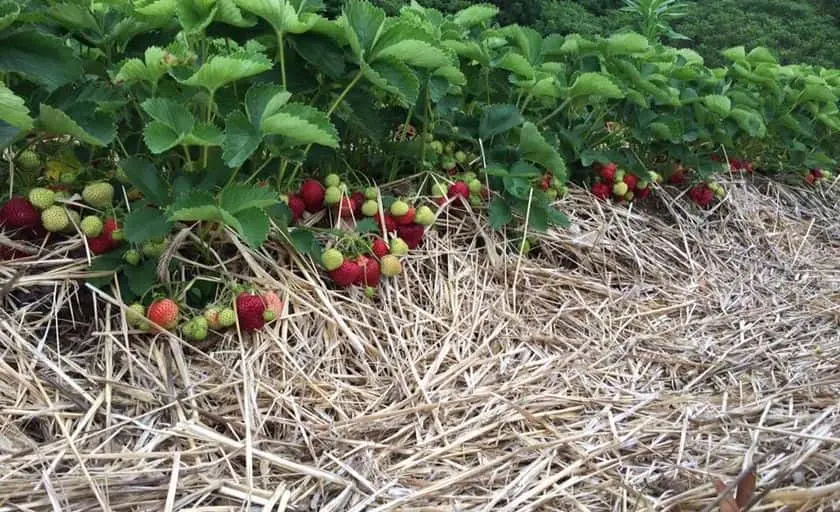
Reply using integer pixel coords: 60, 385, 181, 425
1, 176, 839, 511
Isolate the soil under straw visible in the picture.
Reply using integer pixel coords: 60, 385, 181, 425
1, 176, 839, 511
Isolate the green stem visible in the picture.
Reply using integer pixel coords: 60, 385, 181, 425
203, 91, 216, 169
538, 98, 571, 126
277, 31, 287, 89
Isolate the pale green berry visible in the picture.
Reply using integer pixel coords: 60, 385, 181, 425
361, 200, 378, 217
321, 248, 344, 271
80, 216, 104, 237
324, 186, 342, 205
324, 174, 341, 187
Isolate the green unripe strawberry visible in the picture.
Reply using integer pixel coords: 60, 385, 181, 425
414, 205, 435, 226
18, 150, 41, 171
126, 303, 149, 330
364, 186, 378, 200
518, 239, 531, 254
60, 172, 78, 185
445, 142, 455, 154
41, 206, 70, 232
613, 182, 629, 197
263, 310, 276, 322
637, 180, 649, 190
557, 184, 569, 197
624, 190, 635, 201
364, 286, 377, 299
430, 141, 444, 154
80, 216, 104, 237
469, 194, 482, 206
462, 172, 476, 182
183, 318, 208, 341
551, 177, 563, 190
361, 199, 378, 217
390, 200, 410, 217
613, 170, 625, 183
123, 249, 141, 266
324, 174, 341, 187
142, 239, 167, 258
380, 254, 402, 277
390, 238, 409, 256
28, 188, 55, 210
649, 171, 662, 184
82, 182, 114, 208
468, 179, 482, 194
324, 186, 342, 205
54, 191, 71, 201
455, 150, 467, 163
431, 183, 447, 197
321, 248, 344, 271
545, 188, 558, 200
218, 308, 236, 328
111, 229, 124, 241
64, 210, 80, 233
115, 167, 130, 184
424, 133, 434, 143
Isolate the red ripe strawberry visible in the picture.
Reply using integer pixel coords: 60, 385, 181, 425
710, 154, 721, 162
434, 197, 447, 207
395, 207, 416, 225
147, 298, 179, 331
371, 237, 389, 258
598, 163, 617, 182
397, 223, 424, 249
329, 259, 362, 288
668, 170, 688, 185
288, 194, 305, 223
236, 292, 266, 332
88, 218, 121, 255
350, 191, 365, 214
805, 172, 817, 185
299, 179, 325, 213
378, 214, 398, 235
688, 184, 714, 207
539, 178, 550, 191
0, 197, 40, 231
636, 187, 651, 200
337, 196, 356, 219
448, 181, 470, 200
623, 174, 638, 190
0, 245, 24, 260
355, 255, 381, 287
591, 182, 611, 200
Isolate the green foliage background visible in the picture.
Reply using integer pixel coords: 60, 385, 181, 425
336, 0, 840, 68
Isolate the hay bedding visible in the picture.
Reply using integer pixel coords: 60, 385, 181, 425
0, 177, 839, 511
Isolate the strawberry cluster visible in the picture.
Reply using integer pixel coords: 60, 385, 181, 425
590, 162, 657, 202
804, 168, 833, 185
127, 290, 283, 338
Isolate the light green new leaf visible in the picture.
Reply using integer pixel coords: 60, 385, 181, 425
246, 84, 292, 125
441, 40, 487, 65
222, 111, 262, 167
215, 0, 255, 27
567, 72, 624, 100
0, 84, 33, 130
220, 184, 279, 213
519, 122, 566, 179
605, 32, 649, 55
176, 54, 272, 93
141, 98, 195, 135
262, 103, 339, 147
800, 83, 837, 104
235, 0, 320, 34
433, 65, 466, 86
134, 0, 177, 17
730, 107, 766, 138
176, 0, 218, 34
452, 3, 498, 27
747, 46, 777, 65
721, 46, 746, 64
113, 47, 170, 86
494, 52, 534, 80
183, 123, 224, 146
374, 39, 451, 68
0, 1, 20, 32
703, 94, 731, 117
38, 104, 115, 146
362, 59, 420, 105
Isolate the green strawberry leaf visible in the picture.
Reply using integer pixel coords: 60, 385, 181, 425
479, 104, 523, 139
119, 157, 170, 206
452, 4, 499, 27
519, 122, 566, 179
232, 207, 270, 247
86, 249, 125, 289
123, 259, 158, 297
37, 103, 116, 146
488, 197, 512, 230
235, 0, 321, 35
219, 183, 279, 214
141, 98, 195, 135
143, 122, 183, 153
0, 83, 33, 130
184, 123, 224, 146
124, 207, 174, 244
0, 1, 21, 32
0, 29, 83, 90
169, 190, 221, 222
342, 0, 387, 58
175, 54, 272, 94
288, 228, 322, 261
354, 218, 378, 234
245, 84, 291, 126
567, 72, 624, 101
261, 103, 339, 148
222, 110, 263, 168
362, 58, 420, 105
175, 0, 218, 34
